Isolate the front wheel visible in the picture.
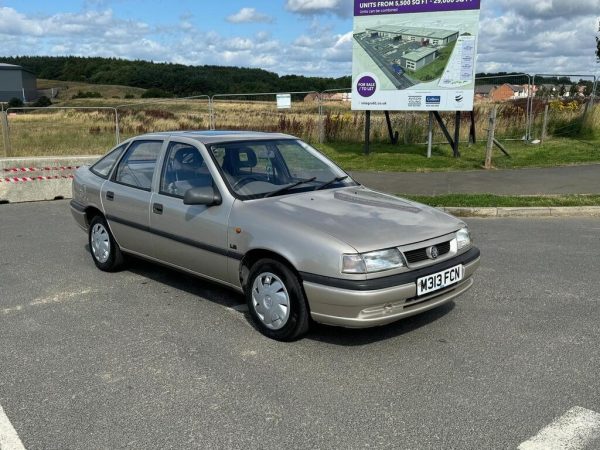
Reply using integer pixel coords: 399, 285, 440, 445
246, 258, 310, 341
88, 215, 124, 272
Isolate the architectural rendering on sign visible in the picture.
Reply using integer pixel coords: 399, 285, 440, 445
354, 25, 460, 89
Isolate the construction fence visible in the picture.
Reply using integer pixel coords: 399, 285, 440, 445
0, 73, 597, 157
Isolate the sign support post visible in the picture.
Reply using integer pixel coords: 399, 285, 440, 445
363, 110, 371, 155
384, 111, 398, 145
453, 111, 461, 158
427, 112, 433, 158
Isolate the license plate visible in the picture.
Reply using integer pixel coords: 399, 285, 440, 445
417, 265, 464, 296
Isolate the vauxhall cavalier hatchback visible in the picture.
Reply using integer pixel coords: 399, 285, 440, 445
70, 131, 480, 341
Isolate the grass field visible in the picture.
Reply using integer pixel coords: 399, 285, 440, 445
38, 79, 146, 100
403, 194, 600, 207
319, 137, 600, 172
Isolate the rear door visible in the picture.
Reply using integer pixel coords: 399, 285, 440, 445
102, 139, 164, 257
149, 139, 233, 283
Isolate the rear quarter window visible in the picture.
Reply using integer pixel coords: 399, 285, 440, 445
90, 143, 128, 179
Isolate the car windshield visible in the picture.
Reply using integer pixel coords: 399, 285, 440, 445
208, 139, 356, 199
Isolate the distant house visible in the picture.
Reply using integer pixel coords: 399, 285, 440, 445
0, 63, 38, 102
474, 83, 528, 102
474, 84, 495, 101
489, 84, 527, 102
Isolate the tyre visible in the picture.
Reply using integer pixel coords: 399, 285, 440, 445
246, 258, 310, 341
88, 215, 124, 272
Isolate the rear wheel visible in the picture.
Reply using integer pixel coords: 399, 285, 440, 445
89, 215, 124, 272
246, 258, 310, 341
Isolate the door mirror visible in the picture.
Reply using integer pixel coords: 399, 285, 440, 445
183, 186, 222, 206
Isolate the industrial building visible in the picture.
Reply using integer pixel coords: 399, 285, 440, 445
0, 63, 38, 102
365, 26, 459, 46
400, 47, 439, 71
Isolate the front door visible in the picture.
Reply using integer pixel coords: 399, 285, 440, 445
102, 139, 164, 257
149, 140, 232, 283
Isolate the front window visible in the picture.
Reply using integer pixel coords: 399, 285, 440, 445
114, 140, 162, 191
208, 139, 355, 199
160, 142, 213, 198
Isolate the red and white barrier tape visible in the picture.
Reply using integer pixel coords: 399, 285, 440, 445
3, 165, 80, 173
0, 175, 74, 183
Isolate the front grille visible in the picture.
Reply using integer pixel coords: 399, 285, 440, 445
403, 241, 451, 264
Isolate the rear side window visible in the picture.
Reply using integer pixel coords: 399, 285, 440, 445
90, 144, 127, 179
114, 140, 163, 190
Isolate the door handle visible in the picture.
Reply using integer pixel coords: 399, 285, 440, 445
152, 203, 164, 215
106, 191, 114, 201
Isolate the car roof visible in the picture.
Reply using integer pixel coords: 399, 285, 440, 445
134, 130, 297, 145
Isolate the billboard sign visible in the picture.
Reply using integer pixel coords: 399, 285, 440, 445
352, 0, 481, 111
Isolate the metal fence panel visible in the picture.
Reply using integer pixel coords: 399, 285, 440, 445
211, 92, 320, 143
115, 95, 211, 143
528, 74, 596, 141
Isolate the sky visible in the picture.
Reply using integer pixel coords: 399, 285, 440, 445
0, 0, 598, 78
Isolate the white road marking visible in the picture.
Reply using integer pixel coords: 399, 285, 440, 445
29, 288, 93, 307
1, 289, 94, 316
518, 406, 600, 450
0, 404, 26, 450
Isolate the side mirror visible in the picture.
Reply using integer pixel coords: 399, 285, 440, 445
183, 186, 222, 206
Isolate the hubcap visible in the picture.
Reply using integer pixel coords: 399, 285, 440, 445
251, 272, 290, 330
91, 223, 111, 264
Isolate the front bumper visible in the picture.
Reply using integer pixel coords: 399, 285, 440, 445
303, 247, 480, 328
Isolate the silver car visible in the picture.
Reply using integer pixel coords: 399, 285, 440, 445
70, 131, 480, 341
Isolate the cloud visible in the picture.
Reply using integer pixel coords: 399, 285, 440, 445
476, 0, 600, 75
0, 7, 148, 39
285, 0, 353, 17
226, 7, 273, 24
0, 6, 350, 77
495, 0, 600, 19
1, 1, 598, 79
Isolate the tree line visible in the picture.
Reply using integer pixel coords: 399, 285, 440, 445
2, 56, 352, 96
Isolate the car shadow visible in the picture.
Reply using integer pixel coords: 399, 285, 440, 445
98, 249, 456, 346
121, 254, 246, 310
307, 302, 455, 346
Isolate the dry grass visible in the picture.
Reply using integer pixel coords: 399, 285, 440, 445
1, 97, 598, 166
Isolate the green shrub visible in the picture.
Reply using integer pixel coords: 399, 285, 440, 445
72, 90, 102, 99
33, 96, 52, 107
141, 88, 172, 98
8, 97, 24, 108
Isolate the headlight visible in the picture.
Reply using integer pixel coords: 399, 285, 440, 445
342, 248, 405, 274
456, 227, 472, 250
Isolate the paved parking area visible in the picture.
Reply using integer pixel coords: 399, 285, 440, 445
1, 200, 599, 449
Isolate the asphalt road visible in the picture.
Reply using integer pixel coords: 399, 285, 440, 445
1, 200, 599, 449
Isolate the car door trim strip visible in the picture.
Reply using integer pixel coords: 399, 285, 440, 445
105, 214, 243, 260
300, 247, 480, 291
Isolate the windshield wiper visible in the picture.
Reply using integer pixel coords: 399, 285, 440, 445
264, 177, 317, 198
315, 175, 348, 191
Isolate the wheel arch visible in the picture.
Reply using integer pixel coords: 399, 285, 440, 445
239, 249, 300, 291
84, 206, 104, 228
